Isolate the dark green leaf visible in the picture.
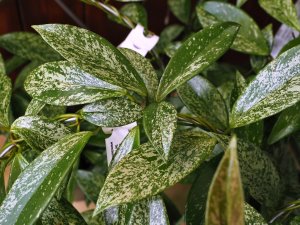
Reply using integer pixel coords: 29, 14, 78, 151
14, 61, 41, 90
4, 55, 27, 75
197, 1, 269, 55
205, 136, 245, 225
0, 72, 11, 128
0, 32, 61, 62
156, 24, 184, 52
156, 22, 239, 101
268, 102, 300, 144
230, 45, 300, 128
33, 24, 147, 96
81, 98, 143, 127
244, 204, 267, 225
143, 101, 177, 160
178, 76, 228, 131
11, 116, 71, 151
120, 3, 148, 28
168, 0, 191, 24
25, 61, 126, 106
258, 0, 300, 32
0, 53, 5, 75
82, 210, 106, 225
25, 99, 46, 116
40, 104, 66, 119
0, 132, 92, 225
279, 36, 300, 55
94, 131, 216, 213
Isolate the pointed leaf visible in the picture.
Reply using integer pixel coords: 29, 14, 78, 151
25, 61, 126, 106
81, 98, 143, 127
236, 0, 248, 7
167, 0, 191, 24
11, 116, 71, 151
230, 45, 300, 128
0, 74, 11, 128
279, 36, 300, 55
33, 24, 147, 96
0, 53, 5, 75
258, 0, 300, 32
205, 136, 245, 225
268, 102, 300, 144
14, 61, 41, 90
94, 131, 216, 213
143, 101, 177, 160
197, 2, 269, 56
156, 22, 239, 101
120, 3, 148, 28
0, 32, 61, 62
0, 132, 92, 225
25, 99, 46, 116
178, 76, 228, 131
119, 48, 159, 102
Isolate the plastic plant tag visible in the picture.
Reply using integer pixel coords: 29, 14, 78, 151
103, 24, 159, 164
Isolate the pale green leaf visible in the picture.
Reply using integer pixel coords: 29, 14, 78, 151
25, 99, 46, 116
156, 22, 239, 101
0, 32, 61, 62
0, 53, 5, 74
244, 204, 267, 225
33, 24, 147, 96
120, 3, 148, 28
143, 101, 177, 160
205, 136, 245, 225
268, 102, 300, 144
81, 98, 143, 127
236, 0, 247, 7
0, 158, 11, 204
0, 132, 92, 225
168, 0, 191, 24
258, 0, 300, 32
11, 116, 71, 151
0, 74, 11, 128
197, 2, 269, 56
178, 76, 228, 131
230, 45, 300, 128
25, 61, 126, 106
94, 131, 216, 213
119, 48, 158, 102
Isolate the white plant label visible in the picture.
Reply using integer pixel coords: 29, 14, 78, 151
104, 24, 159, 164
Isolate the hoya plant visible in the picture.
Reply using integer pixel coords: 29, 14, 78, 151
0, 0, 300, 224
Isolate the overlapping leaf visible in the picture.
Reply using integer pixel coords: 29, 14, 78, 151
230, 45, 300, 128
143, 102, 177, 160
0, 132, 92, 225
81, 98, 143, 127
25, 61, 126, 106
244, 204, 267, 225
94, 131, 216, 214
178, 76, 228, 131
0, 62, 11, 128
33, 24, 147, 96
25, 99, 46, 116
11, 116, 71, 151
168, 0, 191, 24
156, 22, 239, 101
120, 3, 148, 28
197, 1, 269, 55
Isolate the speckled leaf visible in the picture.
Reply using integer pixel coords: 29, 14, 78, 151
0, 132, 92, 225
94, 131, 216, 213
40, 197, 87, 225
40, 104, 66, 118
258, 0, 300, 32
164, 41, 182, 58
217, 81, 235, 111
11, 116, 71, 151
168, 0, 191, 24
230, 45, 300, 128
14, 61, 41, 90
0, 32, 61, 62
156, 22, 238, 101
197, 2, 269, 55
235, 121, 264, 146
0, 53, 5, 75
205, 136, 245, 225
119, 48, 158, 102
0, 74, 12, 128
82, 210, 106, 225
7, 153, 29, 191
25, 61, 126, 106
268, 102, 300, 144
25, 99, 46, 116
81, 98, 143, 127
143, 102, 177, 160
33, 24, 147, 96
0, 158, 10, 204
120, 3, 148, 28
290, 216, 300, 225
178, 76, 228, 131
236, 0, 248, 7
244, 204, 267, 225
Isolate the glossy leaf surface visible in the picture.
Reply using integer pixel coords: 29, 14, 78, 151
168, 0, 191, 24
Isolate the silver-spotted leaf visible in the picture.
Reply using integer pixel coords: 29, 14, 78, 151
81, 98, 143, 127
94, 131, 216, 213
14, 61, 41, 90
205, 136, 245, 225
0, 132, 92, 225
197, 2, 269, 56
11, 116, 71, 151
120, 3, 148, 28
230, 45, 300, 128
258, 0, 300, 32
268, 102, 300, 144
0, 74, 12, 128
177, 76, 228, 131
156, 22, 239, 101
25, 99, 46, 116
167, 0, 191, 24
244, 204, 267, 225
0, 32, 61, 62
143, 101, 177, 160
25, 61, 126, 106
119, 48, 159, 102
33, 24, 147, 96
